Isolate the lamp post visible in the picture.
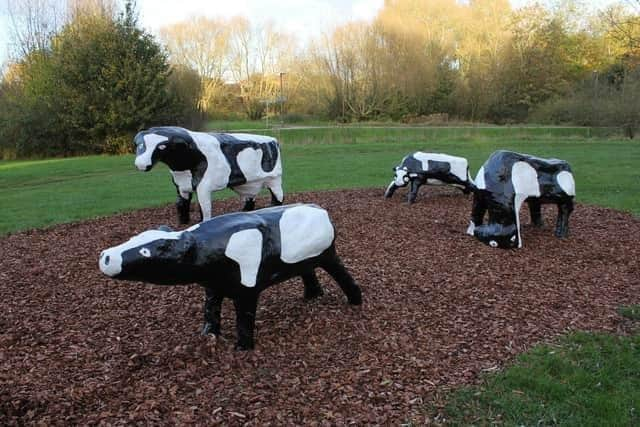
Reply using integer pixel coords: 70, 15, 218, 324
279, 72, 286, 124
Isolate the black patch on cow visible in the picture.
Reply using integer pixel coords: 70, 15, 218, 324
426, 160, 451, 176
400, 155, 423, 173
211, 133, 280, 188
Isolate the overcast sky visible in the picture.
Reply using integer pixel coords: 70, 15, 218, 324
0, 0, 626, 68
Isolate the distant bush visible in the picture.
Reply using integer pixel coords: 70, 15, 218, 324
531, 65, 640, 138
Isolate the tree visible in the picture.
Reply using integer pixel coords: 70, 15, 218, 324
0, 0, 189, 157
160, 16, 231, 112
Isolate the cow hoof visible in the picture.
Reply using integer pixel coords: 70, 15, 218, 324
201, 322, 220, 337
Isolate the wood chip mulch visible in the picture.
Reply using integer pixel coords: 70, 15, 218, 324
1, 188, 638, 425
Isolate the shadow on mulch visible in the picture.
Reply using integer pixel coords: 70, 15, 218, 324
1, 188, 638, 424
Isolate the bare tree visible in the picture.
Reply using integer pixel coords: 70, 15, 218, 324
160, 16, 232, 112
5, 0, 65, 58
228, 17, 297, 119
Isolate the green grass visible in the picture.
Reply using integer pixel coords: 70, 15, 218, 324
431, 332, 640, 426
1, 126, 639, 235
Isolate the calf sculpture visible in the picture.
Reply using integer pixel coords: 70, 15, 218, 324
467, 150, 575, 249
133, 126, 284, 223
99, 204, 362, 350
384, 152, 474, 203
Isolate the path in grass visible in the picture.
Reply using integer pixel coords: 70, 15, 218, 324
1, 126, 638, 235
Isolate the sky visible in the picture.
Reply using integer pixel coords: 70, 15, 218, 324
0, 0, 627, 69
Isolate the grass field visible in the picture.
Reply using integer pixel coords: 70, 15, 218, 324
1, 125, 639, 423
432, 328, 640, 425
1, 126, 638, 235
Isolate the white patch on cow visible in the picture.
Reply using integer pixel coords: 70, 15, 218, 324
394, 168, 409, 186
225, 229, 263, 287
280, 206, 335, 264
556, 171, 576, 196
489, 240, 498, 248
228, 133, 276, 144
237, 147, 267, 181
99, 229, 183, 277
413, 152, 469, 181
265, 175, 284, 202
466, 220, 475, 236
512, 161, 541, 248
170, 170, 193, 198
135, 133, 168, 171
186, 131, 233, 220
475, 166, 486, 190
186, 223, 201, 232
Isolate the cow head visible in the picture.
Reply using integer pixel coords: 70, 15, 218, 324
133, 127, 194, 172
392, 166, 411, 187
473, 222, 518, 249
99, 225, 196, 285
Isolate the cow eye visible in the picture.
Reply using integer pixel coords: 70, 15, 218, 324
139, 248, 151, 257
489, 240, 498, 248
158, 144, 167, 150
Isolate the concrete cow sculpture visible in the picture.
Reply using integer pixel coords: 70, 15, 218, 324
133, 126, 284, 223
384, 152, 474, 203
99, 204, 362, 350
467, 150, 575, 249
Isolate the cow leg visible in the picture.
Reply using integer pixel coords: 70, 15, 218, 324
467, 192, 487, 235
384, 181, 398, 198
196, 187, 212, 221
201, 287, 223, 337
242, 198, 256, 211
176, 192, 192, 224
321, 253, 362, 305
555, 199, 574, 238
528, 199, 544, 227
233, 295, 259, 350
267, 176, 284, 206
407, 180, 421, 204
302, 270, 324, 300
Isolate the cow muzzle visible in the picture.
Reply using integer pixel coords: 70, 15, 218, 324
99, 249, 123, 277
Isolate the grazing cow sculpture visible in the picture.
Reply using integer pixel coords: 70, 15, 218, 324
467, 150, 575, 249
133, 126, 284, 223
99, 204, 362, 350
384, 152, 474, 203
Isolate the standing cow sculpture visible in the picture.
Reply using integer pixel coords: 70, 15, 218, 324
133, 126, 284, 223
467, 150, 575, 249
384, 152, 474, 203
99, 204, 362, 350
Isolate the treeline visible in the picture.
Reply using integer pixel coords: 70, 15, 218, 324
1, 0, 639, 158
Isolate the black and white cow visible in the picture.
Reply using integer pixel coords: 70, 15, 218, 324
133, 126, 284, 223
99, 204, 362, 350
467, 150, 576, 249
384, 152, 474, 203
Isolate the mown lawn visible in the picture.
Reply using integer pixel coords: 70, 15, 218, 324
1, 126, 638, 235
430, 312, 640, 426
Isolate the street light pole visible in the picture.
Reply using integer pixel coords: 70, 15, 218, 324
279, 72, 286, 124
